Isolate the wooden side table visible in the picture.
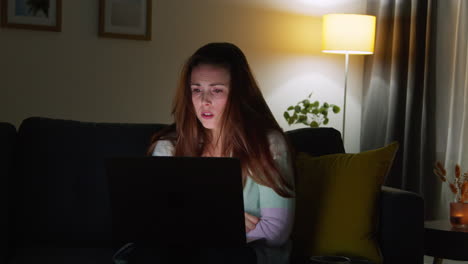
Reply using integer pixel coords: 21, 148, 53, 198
424, 220, 468, 264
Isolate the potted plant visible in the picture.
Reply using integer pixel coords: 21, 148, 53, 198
283, 93, 340, 127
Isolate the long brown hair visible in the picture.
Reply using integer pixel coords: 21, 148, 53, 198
148, 42, 294, 197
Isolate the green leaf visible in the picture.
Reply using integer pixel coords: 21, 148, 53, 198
290, 114, 297, 124
294, 105, 301, 113
302, 99, 310, 107
324, 118, 329, 125
312, 109, 319, 115
283, 111, 290, 120
288, 114, 296, 125
323, 102, 329, 108
321, 109, 328, 116
313, 101, 319, 107
310, 121, 319, 128
287, 106, 294, 111
332, 105, 341, 113
298, 115, 307, 122
292, 115, 298, 123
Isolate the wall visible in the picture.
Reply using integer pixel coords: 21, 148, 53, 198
0, 0, 366, 153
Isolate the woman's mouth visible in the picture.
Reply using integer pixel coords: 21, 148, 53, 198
201, 112, 214, 119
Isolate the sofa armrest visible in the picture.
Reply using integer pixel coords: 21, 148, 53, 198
378, 186, 424, 264
0, 122, 16, 264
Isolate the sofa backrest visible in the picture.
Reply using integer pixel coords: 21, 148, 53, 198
285, 127, 345, 156
9, 117, 344, 247
10, 117, 166, 246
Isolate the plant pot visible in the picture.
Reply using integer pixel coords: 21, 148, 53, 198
449, 202, 468, 229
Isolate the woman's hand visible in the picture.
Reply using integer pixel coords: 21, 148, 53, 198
245, 212, 259, 233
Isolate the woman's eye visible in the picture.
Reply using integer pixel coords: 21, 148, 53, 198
213, 89, 223, 94
192, 88, 201, 93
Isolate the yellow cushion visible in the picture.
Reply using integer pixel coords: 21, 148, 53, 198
292, 142, 399, 264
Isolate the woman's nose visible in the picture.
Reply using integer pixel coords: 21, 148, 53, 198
201, 91, 212, 105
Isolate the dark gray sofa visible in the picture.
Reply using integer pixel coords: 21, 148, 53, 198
0, 117, 424, 264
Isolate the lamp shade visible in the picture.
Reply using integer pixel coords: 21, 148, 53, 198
322, 14, 376, 55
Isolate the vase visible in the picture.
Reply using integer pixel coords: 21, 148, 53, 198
449, 202, 468, 228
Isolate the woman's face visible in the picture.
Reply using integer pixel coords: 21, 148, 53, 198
190, 64, 230, 134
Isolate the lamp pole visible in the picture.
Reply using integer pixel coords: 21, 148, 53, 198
342, 52, 349, 143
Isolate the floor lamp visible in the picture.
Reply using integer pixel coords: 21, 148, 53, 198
322, 14, 376, 143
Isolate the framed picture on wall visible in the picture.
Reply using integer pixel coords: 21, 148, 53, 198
0, 0, 62, 31
99, 0, 152, 41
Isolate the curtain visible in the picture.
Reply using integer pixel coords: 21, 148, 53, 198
361, 0, 440, 218
433, 1, 468, 219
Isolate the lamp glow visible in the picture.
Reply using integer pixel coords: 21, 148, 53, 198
322, 14, 376, 54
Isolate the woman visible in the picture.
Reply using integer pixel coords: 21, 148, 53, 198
115, 42, 295, 264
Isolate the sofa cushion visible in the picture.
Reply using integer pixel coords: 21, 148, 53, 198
291, 142, 399, 264
10, 117, 166, 247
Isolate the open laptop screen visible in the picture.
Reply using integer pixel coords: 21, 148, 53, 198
106, 156, 246, 248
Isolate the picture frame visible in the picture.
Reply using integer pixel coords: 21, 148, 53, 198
1, 0, 62, 32
99, 0, 151, 41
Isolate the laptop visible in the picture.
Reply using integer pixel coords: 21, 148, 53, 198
106, 156, 247, 249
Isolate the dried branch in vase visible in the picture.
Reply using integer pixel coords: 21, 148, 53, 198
434, 161, 468, 203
